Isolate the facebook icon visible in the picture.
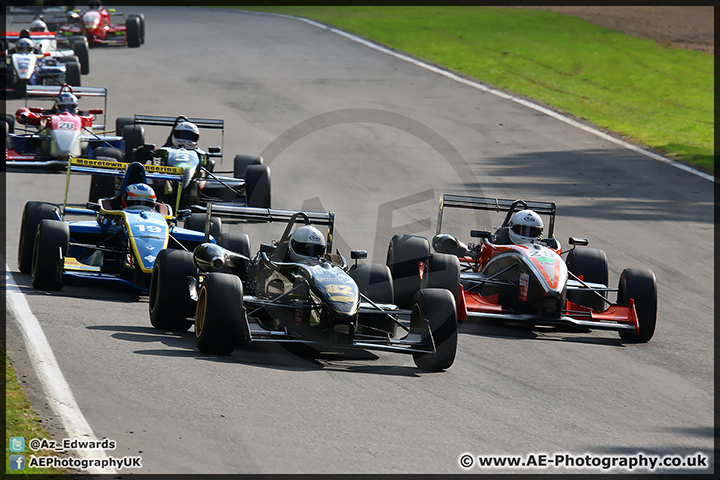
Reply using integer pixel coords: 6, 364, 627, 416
10, 455, 25, 470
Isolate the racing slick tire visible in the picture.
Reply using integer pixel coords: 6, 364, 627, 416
126, 17, 142, 48
31, 220, 69, 291
350, 263, 397, 337
88, 147, 124, 201
3, 113, 15, 134
65, 61, 81, 86
94, 146, 124, 161
566, 248, 609, 312
19, 201, 59, 273
386, 234, 431, 309
245, 165, 271, 208
421, 253, 461, 304
127, 15, 145, 44
219, 232, 251, 278
617, 268, 657, 343
70, 37, 90, 74
149, 250, 197, 332
233, 154, 263, 178
185, 213, 223, 243
195, 273, 251, 355
115, 117, 134, 137
411, 288, 458, 372
59, 55, 80, 65
123, 124, 145, 163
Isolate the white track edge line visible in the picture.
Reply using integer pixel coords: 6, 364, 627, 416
246, 10, 714, 184
5, 266, 118, 475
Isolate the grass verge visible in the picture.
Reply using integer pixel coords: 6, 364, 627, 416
233, 6, 713, 172
5, 352, 70, 476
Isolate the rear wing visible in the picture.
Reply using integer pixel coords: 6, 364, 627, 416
194, 204, 336, 252
5, 32, 58, 41
438, 193, 557, 236
129, 114, 225, 159
24, 85, 109, 131
62, 158, 185, 217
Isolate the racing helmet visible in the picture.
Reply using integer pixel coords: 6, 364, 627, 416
30, 19, 48, 32
288, 225, 326, 262
171, 121, 200, 149
88, 0, 103, 10
66, 11, 81, 24
508, 209, 544, 244
122, 183, 157, 210
17, 38, 35, 53
55, 92, 78, 113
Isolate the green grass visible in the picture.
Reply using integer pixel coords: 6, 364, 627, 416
234, 6, 714, 172
5, 353, 71, 476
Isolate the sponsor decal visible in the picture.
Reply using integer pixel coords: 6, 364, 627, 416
519, 272, 529, 301
143, 254, 156, 264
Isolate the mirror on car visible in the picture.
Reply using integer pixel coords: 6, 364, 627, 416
350, 250, 367, 260
470, 230, 492, 239
568, 237, 589, 246
432, 234, 468, 256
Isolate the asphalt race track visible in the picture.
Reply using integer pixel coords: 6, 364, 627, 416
5, 7, 714, 474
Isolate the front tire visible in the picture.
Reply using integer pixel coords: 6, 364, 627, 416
65, 61, 81, 86
126, 16, 141, 48
123, 124, 145, 163
149, 250, 197, 332
233, 154, 263, 178
386, 234, 430, 309
421, 253, 461, 304
617, 268, 657, 343
245, 165, 271, 208
350, 263, 396, 337
70, 37, 90, 74
31, 220, 69, 291
411, 288, 458, 371
195, 273, 251, 355
18, 201, 59, 273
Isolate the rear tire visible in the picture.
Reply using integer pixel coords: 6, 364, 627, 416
219, 232, 251, 278
149, 250, 197, 332
70, 38, 90, 74
65, 61, 81, 86
123, 124, 145, 163
411, 288, 458, 371
184, 213, 223, 243
126, 17, 141, 48
18, 201, 58, 273
233, 154, 263, 178
93, 146, 123, 161
386, 234, 430, 309
31, 220, 69, 291
3, 113, 15, 134
245, 164, 271, 208
350, 263, 396, 337
115, 117, 134, 136
195, 273, 251, 355
566, 248, 609, 311
617, 268, 657, 343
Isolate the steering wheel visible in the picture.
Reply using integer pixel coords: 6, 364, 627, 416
500, 199, 529, 228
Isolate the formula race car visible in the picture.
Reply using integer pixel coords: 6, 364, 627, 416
100, 114, 271, 210
148, 205, 459, 371
58, 1, 144, 48
3, 30, 86, 95
386, 194, 658, 342
18, 159, 214, 293
5, 84, 123, 169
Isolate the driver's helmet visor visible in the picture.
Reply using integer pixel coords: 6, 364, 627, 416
291, 239, 325, 258
175, 129, 199, 143
512, 224, 542, 238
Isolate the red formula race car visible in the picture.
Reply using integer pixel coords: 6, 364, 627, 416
386, 194, 658, 342
59, 1, 144, 48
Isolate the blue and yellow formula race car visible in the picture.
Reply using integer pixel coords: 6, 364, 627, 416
18, 158, 216, 293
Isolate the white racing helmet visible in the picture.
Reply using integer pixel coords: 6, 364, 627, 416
30, 19, 48, 32
508, 210, 544, 244
17, 38, 35, 53
289, 225, 326, 262
122, 183, 157, 210
171, 121, 200, 149
55, 92, 78, 113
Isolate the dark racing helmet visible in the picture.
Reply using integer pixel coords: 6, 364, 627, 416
508, 210, 544, 244
171, 121, 200, 149
88, 0, 103, 10
289, 225, 326, 262
122, 183, 157, 210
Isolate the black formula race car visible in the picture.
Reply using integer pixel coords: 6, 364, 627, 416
148, 206, 459, 371
386, 194, 658, 342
